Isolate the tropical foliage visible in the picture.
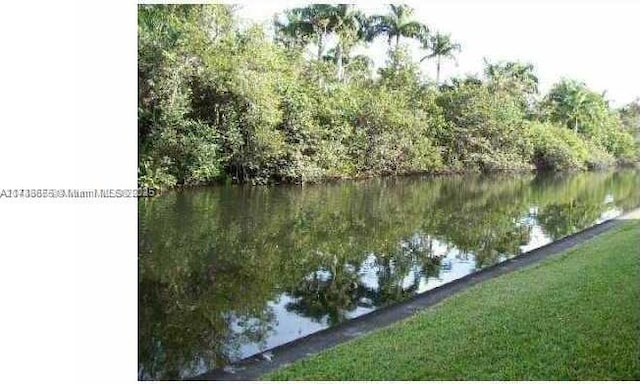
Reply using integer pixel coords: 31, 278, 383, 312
138, 4, 638, 189
366, 4, 427, 50
420, 32, 461, 86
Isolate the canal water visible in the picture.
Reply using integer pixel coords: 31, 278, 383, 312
138, 169, 640, 380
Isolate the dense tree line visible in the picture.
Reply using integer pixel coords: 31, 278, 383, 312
138, 4, 638, 189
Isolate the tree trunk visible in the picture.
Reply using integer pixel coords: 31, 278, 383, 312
317, 34, 324, 60
336, 44, 344, 82
436, 57, 441, 86
393, 34, 401, 71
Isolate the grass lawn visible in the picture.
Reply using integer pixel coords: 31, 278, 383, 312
264, 220, 640, 380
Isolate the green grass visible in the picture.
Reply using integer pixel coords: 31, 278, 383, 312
264, 220, 640, 380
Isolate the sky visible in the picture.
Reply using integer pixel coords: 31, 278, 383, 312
234, 0, 640, 107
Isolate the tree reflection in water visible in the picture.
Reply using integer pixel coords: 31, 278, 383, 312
138, 169, 640, 380
285, 233, 445, 326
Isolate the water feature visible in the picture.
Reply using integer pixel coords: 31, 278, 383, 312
138, 169, 640, 380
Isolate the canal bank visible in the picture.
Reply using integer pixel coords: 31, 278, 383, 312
191, 208, 640, 381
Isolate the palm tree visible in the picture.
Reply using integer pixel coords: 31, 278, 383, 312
420, 32, 461, 86
367, 4, 427, 51
330, 4, 368, 81
566, 87, 593, 132
322, 50, 373, 69
276, 5, 368, 82
273, 10, 311, 51
545, 79, 599, 132
323, 49, 373, 82
275, 4, 335, 60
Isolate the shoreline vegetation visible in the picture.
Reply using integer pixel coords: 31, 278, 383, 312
138, 4, 640, 190
262, 219, 640, 380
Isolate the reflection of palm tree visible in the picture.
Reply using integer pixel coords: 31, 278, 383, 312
537, 200, 603, 240
414, 235, 444, 278
359, 234, 444, 307
286, 233, 446, 325
286, 263, 361, 326
139, 164, 637, 380
431, 200, 534, 269
470, 224, 533, 269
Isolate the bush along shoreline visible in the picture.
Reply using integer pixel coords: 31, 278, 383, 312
138, 4, 640, 190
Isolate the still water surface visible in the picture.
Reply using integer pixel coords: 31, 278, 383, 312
138, 170, 640, 380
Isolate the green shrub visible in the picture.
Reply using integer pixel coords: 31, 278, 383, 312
138, 155, 178, 190
436, 80, 532, 171
137, 5, 639, 189
527, 122, 589, 171
583, 140, 615, 170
